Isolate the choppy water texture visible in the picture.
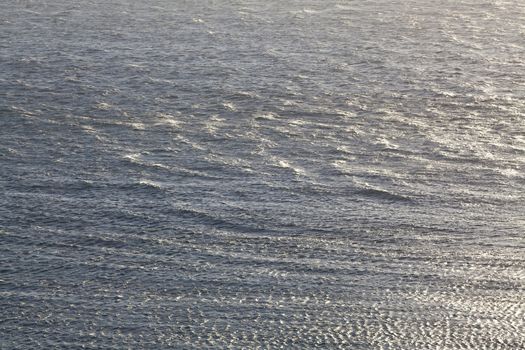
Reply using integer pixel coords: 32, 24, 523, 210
1, 0, 525, 349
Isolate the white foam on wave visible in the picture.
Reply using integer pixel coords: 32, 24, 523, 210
280, 99, 299, 107
335, 145, 357, 156
128, 122, 146, 131
375, 137, 400, 150
332, 159, 353, 175
205, 154, 254, 174
272, 157, 306, 176
154, 112, 182, 127
123, 153, 142, 163
123, 152, 171, 171
302, 8, 320, 14
289, 119, 308, 126
171, 135, 207, 152
222, 102, 237, 111
210, 115, 225, 122
95, 102, 112, 110
126, 63, 147, 70
155, 119, 181, 128
138, 179, 163, 189
203, 115, 226, 135
334, 4, 353, 11
495, 167, 522, 179
80, 124, 108, 142
253, 112, 278, 120
289, 8, 323, 17
10, 105, 36, 117
233, 90, 260, 99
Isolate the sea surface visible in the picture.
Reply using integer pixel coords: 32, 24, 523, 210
1, 0, 524, 349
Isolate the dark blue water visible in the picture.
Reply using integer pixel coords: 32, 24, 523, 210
1, 0, 524, 348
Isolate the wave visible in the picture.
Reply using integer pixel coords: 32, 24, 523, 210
354, 187, 414, 203
253, 112, 278, 121
270, 157, 307, 176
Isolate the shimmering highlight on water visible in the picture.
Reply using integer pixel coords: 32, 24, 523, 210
1, 0, 524, 349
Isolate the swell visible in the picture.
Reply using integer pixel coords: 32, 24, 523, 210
354, 187, 414, 203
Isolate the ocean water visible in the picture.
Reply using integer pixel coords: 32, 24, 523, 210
1, 0, 524, 348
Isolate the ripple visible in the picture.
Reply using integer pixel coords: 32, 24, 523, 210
1, 0, 524, 348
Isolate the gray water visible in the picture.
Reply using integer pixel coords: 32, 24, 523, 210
1, 0, 524, 349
